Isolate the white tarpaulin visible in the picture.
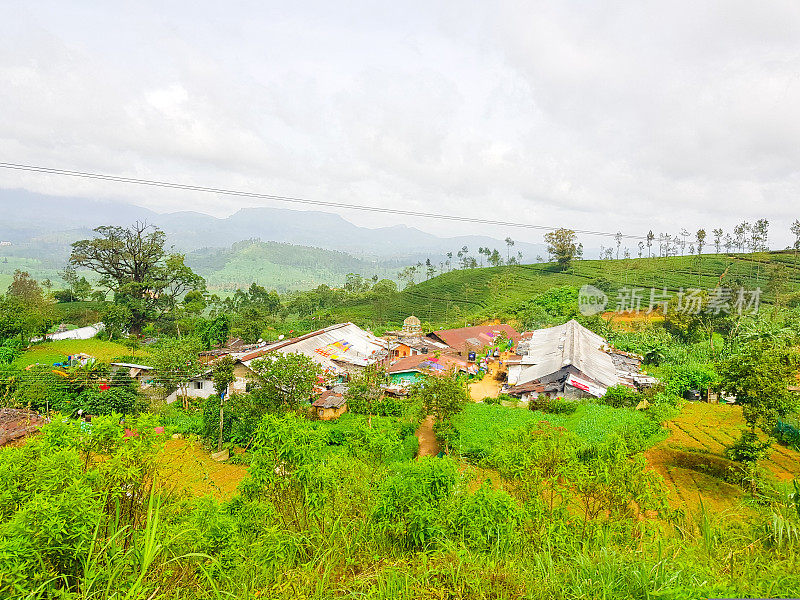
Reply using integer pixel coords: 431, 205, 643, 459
565, 374, 606, 398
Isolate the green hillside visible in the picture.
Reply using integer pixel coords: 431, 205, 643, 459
185, 240, 397, 292
330, 251, 800, 327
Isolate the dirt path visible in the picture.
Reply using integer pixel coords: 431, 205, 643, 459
415, 415, 440, 458
470, 376, 501, 401
469, 358, 503, 401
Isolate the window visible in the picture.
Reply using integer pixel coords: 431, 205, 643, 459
194, 381, 203, 390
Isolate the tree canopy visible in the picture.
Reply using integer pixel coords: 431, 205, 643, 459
70, 222, 204, 333
543, 228, 578, 270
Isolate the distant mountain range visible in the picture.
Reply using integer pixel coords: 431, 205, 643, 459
0, 188, 546, 290
0, 189, 544, 257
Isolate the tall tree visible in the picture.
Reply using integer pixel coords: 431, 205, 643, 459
543, 228, 578, 271
791, 220, 800, 272
60, 265, 79, 302
2, 271, 54, 342
695, 229, 707, 285
248, 352, 320, 412
151, 337, 202, 410
712, 228, 723, 253
488, 248, 503, 267
411, 371, 468, 425
504, 237, 515, 262
718, 341, 799, 461
70, 222, 204, 333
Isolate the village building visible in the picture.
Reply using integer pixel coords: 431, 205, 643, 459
311, 391, 347, 420
401, 315, 422, 336
237, 322, 387, 377
427, 324, 521, 358
383, 315, 449, 359
158, 323, 386, 405
387, 353, 474, 387
388, 336, 450, 360
506, 319, 651, 401
110, 362, 154, 388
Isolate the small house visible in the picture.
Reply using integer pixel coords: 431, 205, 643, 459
110, 362, 154, 389
238, 322, 387, 376
312, 391, 347, 420
388, 353, 473, 387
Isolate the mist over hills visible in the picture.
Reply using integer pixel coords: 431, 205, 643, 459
0, 188, 546, 290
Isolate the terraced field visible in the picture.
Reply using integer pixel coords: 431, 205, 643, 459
333, 251, 800, 327
646, 403, 800, 514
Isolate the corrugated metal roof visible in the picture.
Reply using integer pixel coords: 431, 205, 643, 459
312, 391, 347, 409
429, 324, 521, 352
515, 320, 618, 390
241, 322, 387, 372
388, 353, 469, 374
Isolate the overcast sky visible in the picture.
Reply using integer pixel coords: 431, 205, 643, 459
1, 1, 799, 248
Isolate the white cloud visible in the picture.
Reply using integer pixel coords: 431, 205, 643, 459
0, 0, 799, 248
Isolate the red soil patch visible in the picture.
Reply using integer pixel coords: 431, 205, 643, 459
0, 408, 43, 447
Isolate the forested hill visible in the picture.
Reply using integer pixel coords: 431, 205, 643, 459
328, 251, 800, 328
185, 240, 399, 292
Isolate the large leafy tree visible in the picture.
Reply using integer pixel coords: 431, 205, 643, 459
411, 372, 468, 424
718, 340, 800, 459
70, 222, 204, 333
248, 352, 320, 412
543, 228, 578, 271
1, 271, 55, 342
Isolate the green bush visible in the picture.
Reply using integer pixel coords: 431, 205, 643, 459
534, 396, 578, 414
665, 363, 719, 397
726, 431, 772, 463
602, 385, 642, 409
448, 482, 521, 552
0, 339, 22, 365
373, 458, 458, 549
775, 420, 800, 450
158, 403, 204, 436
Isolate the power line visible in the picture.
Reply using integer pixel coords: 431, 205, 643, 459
0, 162, 647, 241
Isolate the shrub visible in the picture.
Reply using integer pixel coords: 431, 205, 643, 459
373, 458, 458, 549
158, 403, 204, 436
602, 385, 642, 409
448, 482, 521, 552
0, 339, 22, 365
665, 363, 719, 397
775, 420, 800, 450
726, 431, 772, 464
532, 396, 578, 414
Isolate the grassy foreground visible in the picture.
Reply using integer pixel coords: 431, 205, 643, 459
10, 338, 139, 368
